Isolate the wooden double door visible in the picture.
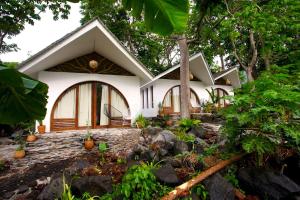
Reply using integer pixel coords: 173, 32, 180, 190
51, 81, 129, 131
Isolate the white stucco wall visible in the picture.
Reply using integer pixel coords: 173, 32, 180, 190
141, 79, 234, 117
38, 71, 142, 132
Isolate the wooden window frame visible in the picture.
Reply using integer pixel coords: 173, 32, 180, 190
161, 85, 200, 115
51, 81, 130, 131
141, 89, 144, 109
214, 88, 229, 108
150, 86, 154, 108
146, 88, 149, 109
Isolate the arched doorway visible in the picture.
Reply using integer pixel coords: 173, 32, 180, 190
51, 81, 130, 131
212, 88, 229, 107
162, 85, 200, 115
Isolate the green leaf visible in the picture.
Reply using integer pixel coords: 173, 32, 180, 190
0, 65, 48, 125
122, 0, 189, 35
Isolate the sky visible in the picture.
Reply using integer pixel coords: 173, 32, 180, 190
0, 3, 222, 67
0, 3, 82, 63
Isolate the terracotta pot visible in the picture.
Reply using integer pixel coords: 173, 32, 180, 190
159, 111, 164, 117
166, 120, 173, 126
14, 150, 25, 159
38, 125, 46, 134
84, 139, 94, 150
26, 134, 37, 142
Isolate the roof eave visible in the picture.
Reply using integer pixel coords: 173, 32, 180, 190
18, 18, 154, 81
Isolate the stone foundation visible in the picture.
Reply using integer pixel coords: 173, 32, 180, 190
0, 128, 140, 180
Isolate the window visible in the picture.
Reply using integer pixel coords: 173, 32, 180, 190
162, 85, 200, 114
150, 86, 154, 108
51, 81, 129, 131
146, 88, 149, 108
212, 88, 229, 107
141, 90, 144, 109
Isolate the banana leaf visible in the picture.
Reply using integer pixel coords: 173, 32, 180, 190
122, 0, 189, 35
0, 65, 48, 125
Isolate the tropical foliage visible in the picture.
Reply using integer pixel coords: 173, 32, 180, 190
178, 118, 201, 132
134, 114, 149, 128
122, 0, 189, 36
0, 65, 48, 125
188, 0, 299, 81
221, 65, 300, 165
0, 0, 77, 53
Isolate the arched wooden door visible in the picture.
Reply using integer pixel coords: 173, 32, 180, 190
51, 81, 129, 131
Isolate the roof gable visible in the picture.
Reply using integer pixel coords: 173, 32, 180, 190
18, 18, 153, 82
47, 52, 135, 76
142, 53, 214, 87
213, 67, 241, 88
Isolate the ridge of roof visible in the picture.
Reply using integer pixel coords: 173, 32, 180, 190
17, 17, 154, 78
140, 52, 214, 88
213, 67, 238, 80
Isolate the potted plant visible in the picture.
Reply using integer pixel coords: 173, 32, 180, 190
14, 144, 26, 159
26, 131, 37, 142
135, 114, 149, 128
37, 120, 46, 134
205, 87, 220, 108
14, 132, 26, 159
84, 131, 94, 150
163, 115, 173, 126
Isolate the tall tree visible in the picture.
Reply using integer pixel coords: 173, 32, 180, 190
0, 0, 78, 54
122, 0, 224, 118
122, 0, 192, 118
188, 0, 299, 82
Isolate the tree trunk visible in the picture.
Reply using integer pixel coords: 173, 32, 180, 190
264, 55, 271, 71
246, 67, 254, 82
220, 55, 225, 71
247, 30, 257, 82
178, 35, 190, 119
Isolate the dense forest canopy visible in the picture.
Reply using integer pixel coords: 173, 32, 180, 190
80, 0, 299, 79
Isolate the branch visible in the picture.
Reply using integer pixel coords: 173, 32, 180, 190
231, 39, 247, 70
224, 0, 234, 16
162, 154, 246, 200
0, 32, 8, 50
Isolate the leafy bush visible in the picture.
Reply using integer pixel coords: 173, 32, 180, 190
134, 114, 149, 128
192, 184, 208, 200
98, 142, 108, 163
175, 129, 195, 143
116, 162, 170, 200
221, 66, 300, 165
224, 166, 240, 188
178, 118, 201, 132
205, 87, 220, 104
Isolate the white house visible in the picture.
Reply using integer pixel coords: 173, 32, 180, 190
18, 18, 240, 132
140, 54, 241, 118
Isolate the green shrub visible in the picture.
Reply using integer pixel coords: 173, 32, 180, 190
221, 66, 300, 165
134, 114, 149, 128
192, 184, 208, 200
178, 118, 201, 132
224, 166, 239, 188
116, 162, 171, 200
205, 87, 220, 104
175, 129, 195, 143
